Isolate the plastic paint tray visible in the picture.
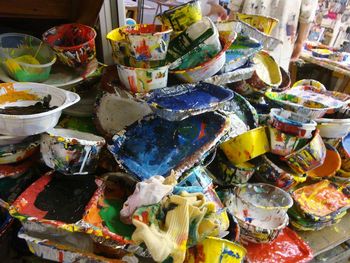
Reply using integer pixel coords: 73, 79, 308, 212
9, 171, 101, 232
147, 82, 234, 121
245, 227, 313, 263
108, 112, 230, 181
82, 179, 135, 245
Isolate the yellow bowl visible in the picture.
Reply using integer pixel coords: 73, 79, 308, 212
237, 13, 278, 35
220, 126, 270, 165
185, 237, 246, 263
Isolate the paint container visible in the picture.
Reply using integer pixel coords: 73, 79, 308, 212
316, 107, 350, 137
208, 149, 255, 186
0, 135, 39, 164
123, 24, 172, 62
146, 82, 234, 121
245, 227, 313, 263
215, 20, 282, 52
252, 154, 306, 191
292, 180, 350, 221
0, 33, 56, 82
41, 128, 105, 175
185, 237, 246, 263
307, 144, 341, 179
226, 193, 289, 243
283, 130, 326, 174
323, 137, 342, 148
312, 48, 333, 58
167, 17, 221, 65
157, 0, 202, 32
106, 26, 133, 65
94, 90, 152, 139
220, 126, 270, 165
117, 63, 169, 93
292, 79, 326, 91
338, 133, 350, 171
246, 51, 282, 91
269, 108, 317, 139
43, 23, 97, 68
237, 13, 278, 35
0, 82, 80, 136
273, 67, 291, 92
177, 166, 213, 192
220, 35, 262, 73
108, 112, 230, 181
268, 125, 307, 156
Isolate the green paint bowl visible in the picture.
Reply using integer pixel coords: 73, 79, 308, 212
0, 33, 56, 82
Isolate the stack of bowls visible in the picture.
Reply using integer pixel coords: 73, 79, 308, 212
225, 183, 292, 243
107, 24, 172, 93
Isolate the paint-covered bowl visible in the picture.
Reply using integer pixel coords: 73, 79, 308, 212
122, 24, 172, 61
185, 237, 247, 262
169, 34, 234, 83
312, 48, 333, 58
237, 13, 278, 35
43, 23, 97, 68
338, 133, 350, 171
268, 125, 307, 156
117, 63, 169, 93
269, 108, 317, 139
272, 67, 291, 92
246, 51, 282, 90
220, 126, 269, 165
292, 79, 326, 91
167, 17, 221, 66
220, 35, 262, 73
283, 130, 326, 174
307, 144, 341, 179
157, 0, 202, 32
106, 26, 133, 65
41, 128, 105, 175
226, 193, 289, 243
0, 33, 56, 82
317, 122, 350, 139
208, 149, 255, 186
252, 154, 306, 191
0, 136, 39, 164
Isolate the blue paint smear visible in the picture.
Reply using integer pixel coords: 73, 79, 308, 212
219, 248, 241, 262
225, 35, 262, 63
109, 112, 226, 181
147, 83, 234, 111
343, 133, 350, 153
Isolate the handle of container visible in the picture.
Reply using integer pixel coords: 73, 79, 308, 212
63, 90, 81, 108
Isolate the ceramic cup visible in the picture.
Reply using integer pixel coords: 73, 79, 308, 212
41, 128, 105, 175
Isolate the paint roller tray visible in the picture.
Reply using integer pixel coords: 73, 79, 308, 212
9, 171, 101, 232
292, 180, 350, 222
82, 178, 135, 245
108, 112, 230, 181
146, 82, 234, 121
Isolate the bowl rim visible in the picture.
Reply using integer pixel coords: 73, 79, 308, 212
42, 23, 97, 50
0, 32, 57, 68
44, 128, 105, 145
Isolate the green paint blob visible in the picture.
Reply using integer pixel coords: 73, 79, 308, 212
99, 198, 135, 239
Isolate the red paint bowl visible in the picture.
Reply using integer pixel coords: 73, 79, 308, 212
43, 23, 97, 68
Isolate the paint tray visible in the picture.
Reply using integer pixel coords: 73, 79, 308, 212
9, 171, 101, 232
245, 227, 313, 263
220, 35, 262, 73
82, 178, 135, 246
18, 228, 125, 263
146, 82, 234, 121
108, 112, 230, 181
292, 180, 350, 221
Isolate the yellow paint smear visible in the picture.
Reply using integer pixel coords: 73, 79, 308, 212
0, 83, 38, 105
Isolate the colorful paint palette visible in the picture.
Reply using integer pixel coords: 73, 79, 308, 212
245, 227, 313, 263
147, 82, 234, 121
10, 172, 100, 230
83, 179, 135, 245
292, 180, 350, 219
108, 112, 229, 181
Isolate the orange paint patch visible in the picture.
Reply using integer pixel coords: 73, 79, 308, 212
0, 83, 38, 105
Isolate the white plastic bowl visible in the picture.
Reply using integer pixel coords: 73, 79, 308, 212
0, 83, 80, 136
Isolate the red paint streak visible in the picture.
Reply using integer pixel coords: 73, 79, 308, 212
186, 244, 206, 263
12, 172, 53, 219
135, 39, 151, 59
246, 227, 313, 263
58, 251, 64, 262
0, 159, 32, 178
141, 211, 149, 225
198, 122, 206, 140
128, 76, 137, 93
